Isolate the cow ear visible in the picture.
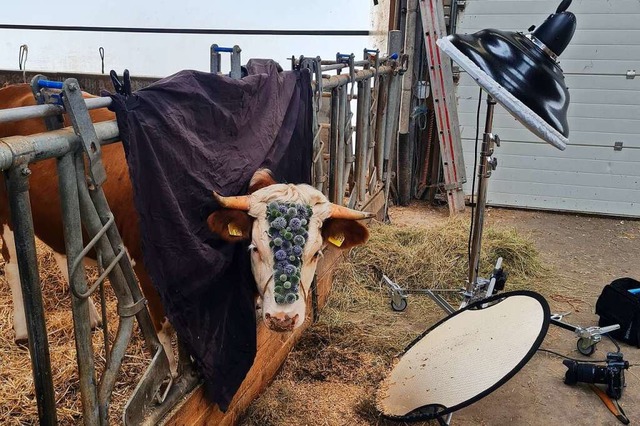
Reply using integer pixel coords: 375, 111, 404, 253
321, 218, 369, 250
249, 168, 277, 193
207, 209, 252, 242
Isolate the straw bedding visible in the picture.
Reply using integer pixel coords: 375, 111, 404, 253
0, 240, 148, 425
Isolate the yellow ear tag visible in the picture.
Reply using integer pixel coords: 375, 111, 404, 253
327, 233, 345, 247
228, 223, 243, 237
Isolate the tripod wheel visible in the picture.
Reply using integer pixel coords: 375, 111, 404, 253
577, 337, 595, 356
391, 297, 408, 312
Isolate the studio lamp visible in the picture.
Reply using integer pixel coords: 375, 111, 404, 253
376, 2, 578, 424
438, 0, 577, 303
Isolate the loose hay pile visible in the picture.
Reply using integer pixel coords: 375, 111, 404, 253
0, 241, 149, 425
241, 217, 561, 426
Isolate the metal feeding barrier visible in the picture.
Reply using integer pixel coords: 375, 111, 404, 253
293, 30, 406, 216
0, 34, 405, 424
1, 74, 200, 425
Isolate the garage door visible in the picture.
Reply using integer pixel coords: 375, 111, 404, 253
455, 0, 640, 217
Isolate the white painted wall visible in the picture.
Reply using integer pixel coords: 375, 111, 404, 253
1, 0, 379, 77
456, 0, 640, 217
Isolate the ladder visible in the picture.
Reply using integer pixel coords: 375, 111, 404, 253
418, 0, 467, 213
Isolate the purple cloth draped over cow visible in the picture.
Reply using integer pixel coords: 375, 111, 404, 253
108, 60, 313, 410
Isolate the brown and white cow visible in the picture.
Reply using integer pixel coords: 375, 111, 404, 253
208, 169, 372, 331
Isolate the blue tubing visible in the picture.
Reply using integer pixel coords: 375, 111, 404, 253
37, 80, 64, 89
213, 46, 234, 53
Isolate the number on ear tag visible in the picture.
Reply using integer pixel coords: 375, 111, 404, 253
228, 223, 243, 237
327, 233, 345, 247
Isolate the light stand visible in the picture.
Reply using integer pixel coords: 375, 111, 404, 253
462, 96, 503, 307
384, 96, 504, 315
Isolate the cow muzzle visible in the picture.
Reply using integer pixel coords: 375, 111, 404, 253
264, 312, 299, 332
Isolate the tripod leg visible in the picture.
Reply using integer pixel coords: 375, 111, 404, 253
437, 413, 453, 426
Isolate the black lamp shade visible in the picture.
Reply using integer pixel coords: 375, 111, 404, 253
447, 29, 570, 139
437, 4, 577, 150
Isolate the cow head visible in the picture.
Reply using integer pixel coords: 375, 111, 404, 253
207, 169, 372, 332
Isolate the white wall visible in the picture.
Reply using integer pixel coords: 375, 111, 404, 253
1, 0, 379, 77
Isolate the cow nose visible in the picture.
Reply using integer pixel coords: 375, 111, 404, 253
264, 312, 299, 332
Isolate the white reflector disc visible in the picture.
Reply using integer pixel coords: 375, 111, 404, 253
377, 291, 550, 421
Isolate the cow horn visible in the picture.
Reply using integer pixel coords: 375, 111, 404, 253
212, 192, 250, 211
329, 204, 375, 220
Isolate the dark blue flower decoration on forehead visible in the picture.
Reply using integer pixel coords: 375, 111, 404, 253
266, 201, 312, 304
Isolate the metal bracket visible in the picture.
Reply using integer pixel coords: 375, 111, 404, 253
119, 297, 148, 318
614, 141, 623, 151
337, 52, 356, 98
210, 44, 242, 79
456, 0, 466, 9
30, 75, 65, 131
626, 70, 636, 79
60, 78, 108, 186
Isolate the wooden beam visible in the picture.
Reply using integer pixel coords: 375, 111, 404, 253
162, 189, 386, 425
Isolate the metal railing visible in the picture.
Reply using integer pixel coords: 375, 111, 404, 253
294, 30, 405, 214
0, 76, 197, 426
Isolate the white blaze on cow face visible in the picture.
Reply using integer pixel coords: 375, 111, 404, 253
208, 170, 372, 333
247, 184, 333, 332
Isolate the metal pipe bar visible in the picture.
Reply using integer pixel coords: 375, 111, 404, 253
70, 213, 115, 279
0, 120, 119, 171
74, 154, 136, 424
0, 96, 112, 125
467, 97, 496, 293
320, 59, 370, 67
4, 165, 57, 425
314, 66, 393, 92
374, 75, 390, 182
366, 66, 381, 188
311, 102, 325, 193
328, 89, 339, 203
57, 151, 100, 424
355, 79, 369, 204
336, 86, 347, 205
90, 186, 163, 351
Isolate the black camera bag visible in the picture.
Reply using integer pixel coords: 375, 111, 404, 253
595, 277, 640, 348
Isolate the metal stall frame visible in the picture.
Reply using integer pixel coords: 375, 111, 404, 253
294, 31, 405, 214
0, 78, 197, 426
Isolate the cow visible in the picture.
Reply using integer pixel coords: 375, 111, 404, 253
208, 169, 372, 331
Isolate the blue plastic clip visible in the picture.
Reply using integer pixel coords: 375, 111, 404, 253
390, 53, 399, 60
336, 53, 352, 63
213, 46, 234, 53
629, 288, 640, 295
37, 80, 64, 89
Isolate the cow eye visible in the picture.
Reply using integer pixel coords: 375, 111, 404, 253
248, 244, 259, 253
313, 249, 324, 259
